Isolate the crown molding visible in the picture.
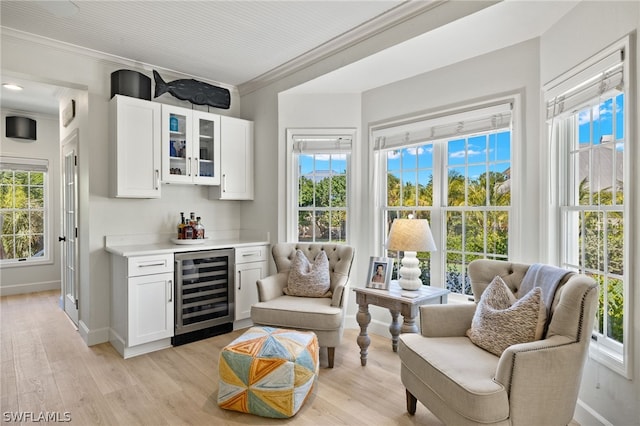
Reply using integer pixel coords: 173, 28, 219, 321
0, 27, 237, 92
237, 0, 447, 97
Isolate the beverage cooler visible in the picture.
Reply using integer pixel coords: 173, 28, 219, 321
173, 248, 235, 345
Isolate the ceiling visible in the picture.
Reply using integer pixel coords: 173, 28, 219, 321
1, 0, 579, 116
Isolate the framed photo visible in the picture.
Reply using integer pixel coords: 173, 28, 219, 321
366, 256, 393, 290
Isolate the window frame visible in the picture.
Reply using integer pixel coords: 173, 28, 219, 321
372, 97, 516, 295
0, 156, 51, 267
286, 128, 355, 244
545, 36, 632, 379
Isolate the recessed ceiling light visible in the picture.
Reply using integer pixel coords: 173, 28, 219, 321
3, 83, 24, 91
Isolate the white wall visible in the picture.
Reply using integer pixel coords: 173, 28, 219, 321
0, 110, 61, 295
278, 92, 363, 309
1, 32, 243, 345
540, 2, 640, 425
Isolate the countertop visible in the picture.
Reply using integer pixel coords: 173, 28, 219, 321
104, 231, 270, 257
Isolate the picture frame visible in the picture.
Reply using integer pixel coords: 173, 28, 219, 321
366, 256, 393, 290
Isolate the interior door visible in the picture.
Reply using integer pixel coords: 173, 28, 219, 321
61, 129, 79, 325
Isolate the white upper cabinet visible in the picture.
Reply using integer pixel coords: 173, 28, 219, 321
109, 95, 162, 198
209, 116, 254, 200
161, 105, 221, 185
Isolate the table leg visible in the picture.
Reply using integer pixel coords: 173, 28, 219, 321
401, 314, 419, 334
356, 303, 371, 366
389, 309, 400, 352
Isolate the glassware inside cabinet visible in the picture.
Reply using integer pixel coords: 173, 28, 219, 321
169, 113, 188, 176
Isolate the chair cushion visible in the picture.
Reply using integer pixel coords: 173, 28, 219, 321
467, 275, 547, 356
399, 334, 508, 423
283, 250, 332, 298
251, 296, 343, 330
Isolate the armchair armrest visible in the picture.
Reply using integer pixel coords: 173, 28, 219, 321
419, 303, 476, 337
330, 276, 349, 307
494, 334, 582, 423
256, 272, 288, 302
495, 334, 575, 389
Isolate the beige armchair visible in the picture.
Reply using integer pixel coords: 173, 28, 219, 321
399, 259, 598, 426
250, 243, 355, 368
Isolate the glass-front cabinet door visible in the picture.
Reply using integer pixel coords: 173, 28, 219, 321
192, 111, 220, 185
162, 105, 220, 185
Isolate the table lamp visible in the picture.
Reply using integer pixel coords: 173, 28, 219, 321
386, 217, 437, 290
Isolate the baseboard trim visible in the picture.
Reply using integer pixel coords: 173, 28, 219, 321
79, 320, 110, 346
0, 280, 60, 296
574, 398, 613, 426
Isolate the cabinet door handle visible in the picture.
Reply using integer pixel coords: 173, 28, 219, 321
195, 158, 199, 176
242, 251, 260, 257
155, 169, 160, 190
238, 270, 241, 290
168, 279, 173, 303
187, 157, 192, 176
222, 174, 227, 192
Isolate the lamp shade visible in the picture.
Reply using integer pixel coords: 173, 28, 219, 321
387, 218, 436, 252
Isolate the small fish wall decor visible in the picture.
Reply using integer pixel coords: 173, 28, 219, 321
153, 70, 230, 109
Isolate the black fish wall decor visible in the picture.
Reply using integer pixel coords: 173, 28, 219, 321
153, 70, 231, 109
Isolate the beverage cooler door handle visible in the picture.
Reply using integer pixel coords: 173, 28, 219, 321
168, 279, 173, 303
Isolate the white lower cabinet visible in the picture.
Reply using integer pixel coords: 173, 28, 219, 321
128, 273, 174, 347
234, 245, 268, 324
110, 253, 174, 358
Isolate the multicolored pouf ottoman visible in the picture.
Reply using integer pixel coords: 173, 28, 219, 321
217, 326, 319, 418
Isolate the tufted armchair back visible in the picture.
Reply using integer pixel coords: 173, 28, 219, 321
467, 259, 593, 341
271, 243, 354, 305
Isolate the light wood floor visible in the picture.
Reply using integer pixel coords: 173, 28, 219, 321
1, 290, 444, 425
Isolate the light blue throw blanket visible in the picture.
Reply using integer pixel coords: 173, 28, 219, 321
519, 263, 571, 315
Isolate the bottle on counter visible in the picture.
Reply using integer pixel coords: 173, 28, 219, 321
177, 212, 186, 239
195, 217, 205, 239
189, 212, 197, 239
183, 218, 194, 240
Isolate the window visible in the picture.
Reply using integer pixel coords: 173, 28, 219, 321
287, 131, 352, 243
374, 101, 513, 295
0, 157, 49, 265
546, 39, 631, 377
444, 130, 511, 295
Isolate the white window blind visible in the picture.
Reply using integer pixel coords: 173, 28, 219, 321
0, 156, 48, 172
292, 136, 352, 154
373, 102, 512, 151
545, 49, 624, 119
